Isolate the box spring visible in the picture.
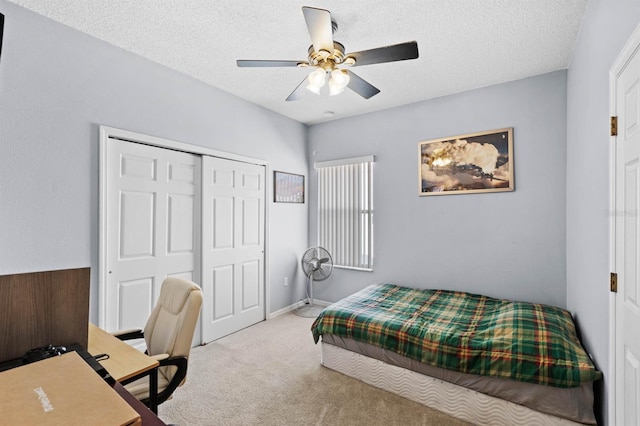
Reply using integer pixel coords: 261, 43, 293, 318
321, 336, 595, 425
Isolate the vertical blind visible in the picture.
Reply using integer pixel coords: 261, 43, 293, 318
315, 156, 374, 270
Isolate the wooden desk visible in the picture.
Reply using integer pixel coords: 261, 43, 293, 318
0, 351, 143, 426
113, 382, 166, 426
88, 324, 159, 413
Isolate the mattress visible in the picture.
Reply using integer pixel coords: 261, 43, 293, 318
322, 334, 596, 425
312, 284, 601, 388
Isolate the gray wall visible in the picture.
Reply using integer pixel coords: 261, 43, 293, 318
566, 0, 640, 423
308, 71, 567, 308
0, 1, 309, 320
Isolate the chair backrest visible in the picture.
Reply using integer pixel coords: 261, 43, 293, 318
144, 277, 202, 365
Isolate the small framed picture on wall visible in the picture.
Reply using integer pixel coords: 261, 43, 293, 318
274, 171, 305, 203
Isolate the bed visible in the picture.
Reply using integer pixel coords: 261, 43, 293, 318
311, 284, 602, 425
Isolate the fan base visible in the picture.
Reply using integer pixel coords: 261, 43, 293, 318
293, 304, 325, 318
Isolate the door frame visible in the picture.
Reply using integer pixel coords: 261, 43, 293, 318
98, 125, 271, 341
608, 20, 640, 426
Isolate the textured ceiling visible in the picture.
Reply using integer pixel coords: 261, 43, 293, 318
9, 0, 588, 125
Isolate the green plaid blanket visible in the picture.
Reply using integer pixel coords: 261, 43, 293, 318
311, 284, 602, 387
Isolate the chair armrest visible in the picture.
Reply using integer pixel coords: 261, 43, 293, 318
158, 355, 187, 370
111, 329, 144, 341
155, 356, 189, 405
121, 354, 189, 407
149, 353, 169, 362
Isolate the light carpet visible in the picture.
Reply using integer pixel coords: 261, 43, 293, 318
158, 312, 470, 426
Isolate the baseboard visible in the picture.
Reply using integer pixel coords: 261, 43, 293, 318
268, 299, 332, 319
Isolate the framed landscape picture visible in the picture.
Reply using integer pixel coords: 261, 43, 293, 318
274, 171, 305, 203
418, 128, 514, 196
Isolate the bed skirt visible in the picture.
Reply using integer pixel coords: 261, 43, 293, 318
320, 341, 586, 426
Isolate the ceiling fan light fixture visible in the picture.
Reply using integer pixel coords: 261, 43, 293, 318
306, 68, 326, 95
328, 69, 349, 96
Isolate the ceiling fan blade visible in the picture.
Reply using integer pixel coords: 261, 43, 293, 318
237, 59, 306, 68
347, 41, 419, 67
302, 6, 334, 53
285, 77, 309, 102
346, 70, 380, 99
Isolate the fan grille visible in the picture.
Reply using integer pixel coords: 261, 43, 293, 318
301, 246, 333, 282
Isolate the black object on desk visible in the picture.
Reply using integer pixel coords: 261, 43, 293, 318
0, 343, 115, 386
21, 344, 68, 364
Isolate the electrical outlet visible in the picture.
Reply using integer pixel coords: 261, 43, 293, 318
283, 277, 288, 287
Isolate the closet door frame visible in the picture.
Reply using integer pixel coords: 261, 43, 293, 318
98, 125, 271, 343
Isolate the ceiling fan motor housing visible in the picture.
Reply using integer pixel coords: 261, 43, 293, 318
307, 42, 354, 70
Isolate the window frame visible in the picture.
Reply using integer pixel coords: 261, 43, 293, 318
315, 155, 374, 271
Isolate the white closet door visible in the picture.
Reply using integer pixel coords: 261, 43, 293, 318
201, 156, 265, 342
105, 139, 199, 332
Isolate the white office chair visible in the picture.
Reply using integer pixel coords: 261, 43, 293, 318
113, 277, 203, 407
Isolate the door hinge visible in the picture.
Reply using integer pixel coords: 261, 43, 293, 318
611, 116, 618, 136
610, 272, 618, 292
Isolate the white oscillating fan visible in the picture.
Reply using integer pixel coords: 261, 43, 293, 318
294, 246, 333, 317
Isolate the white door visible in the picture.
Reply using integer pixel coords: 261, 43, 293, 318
614, 33, 640, 425
201, 156, 265, 342
104, 138, 199, 332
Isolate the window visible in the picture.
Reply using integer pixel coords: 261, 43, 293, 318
315, 156, 374, 270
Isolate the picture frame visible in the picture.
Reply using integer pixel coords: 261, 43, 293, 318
418, 127, 514, 196
274, 171, 305, 203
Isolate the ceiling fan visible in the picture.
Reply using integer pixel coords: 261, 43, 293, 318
236, 6, 419, 101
